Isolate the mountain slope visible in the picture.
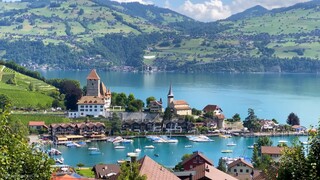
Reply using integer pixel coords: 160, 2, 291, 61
226, 5, 268, 21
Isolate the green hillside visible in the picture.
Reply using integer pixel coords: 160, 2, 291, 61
0, 65, 56, 108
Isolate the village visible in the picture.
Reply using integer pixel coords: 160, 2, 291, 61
26, 69, 312, 180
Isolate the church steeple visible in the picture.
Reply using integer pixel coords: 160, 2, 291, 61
167, 83, 174, 108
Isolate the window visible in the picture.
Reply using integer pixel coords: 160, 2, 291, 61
100, 109, 103, 111
80, 109, 84, 111
246, 169, 249, 173
94, 105, 97, 108
85, 109, 88, 112
81, 113, 84, 115
100, 105, 103, 108
94, 109, 97, 111
85, 105, 88, 108
89, 105, 92, 108
240, 169, 243, 173
80, 105, 84, 108
190, 165, 193, 169
89, 109, 92, 112
234, 169, 237, 172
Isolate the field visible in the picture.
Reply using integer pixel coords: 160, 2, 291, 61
10, 114, 70, 126
75, 168, 95, 178
0, 66, 56, 108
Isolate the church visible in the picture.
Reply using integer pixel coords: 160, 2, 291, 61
167, 84, 192, 116
68, 69, 111, 118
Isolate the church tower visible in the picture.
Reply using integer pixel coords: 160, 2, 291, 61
167, 83, 174, 108
86, 69, 100, 96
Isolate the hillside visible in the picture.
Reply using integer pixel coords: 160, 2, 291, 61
0, 0, 320, 72
0, 64, 56, 108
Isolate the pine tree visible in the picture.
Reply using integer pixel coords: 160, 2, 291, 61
217, 158, 226, 172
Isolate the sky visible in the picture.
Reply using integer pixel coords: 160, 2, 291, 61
111, 0, 311, 22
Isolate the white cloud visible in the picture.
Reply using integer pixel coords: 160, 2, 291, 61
178, 0, 232, 22
110, 0, 153, 5
230, 0, 311, 14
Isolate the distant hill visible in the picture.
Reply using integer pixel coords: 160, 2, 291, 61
0, 0, 320, 72
227, 5, 268, 21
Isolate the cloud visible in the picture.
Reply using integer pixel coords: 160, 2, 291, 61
110, 0, 153, 5
178, 0, 231, 22
230, 0, 311, 14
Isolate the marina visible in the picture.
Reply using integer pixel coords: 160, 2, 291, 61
46, 135, 308, 167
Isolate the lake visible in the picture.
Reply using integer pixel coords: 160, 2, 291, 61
40, 70, 320, 127
51, 136, 309, 167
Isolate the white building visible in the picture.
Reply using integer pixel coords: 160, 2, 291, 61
68, 69, 111, 118
167, 84, 192, 116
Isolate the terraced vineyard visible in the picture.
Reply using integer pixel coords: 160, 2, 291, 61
0, 66, 56, 108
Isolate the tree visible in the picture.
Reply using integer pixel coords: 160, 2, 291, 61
287, 112, 300, 126
232, 113, 241, 122
128, 94, 135, 103
243, 108, 261, 132
191, 108, 202, 115
146, 96, 156, 107
277, 141, 308, 180
0, 100, 54, 179
118, 161, 147, 180
217, 158, 226, 172
252, 136, 273, 169
0, 94, 12, 113
126, 99, 144, 112
28, 82, 34, 91
77, 163, 85, 169
110, 113, 121, 135
174, 153, 192, 171
307, 122, 320, 178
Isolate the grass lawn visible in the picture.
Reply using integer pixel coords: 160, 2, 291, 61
75, 168, 95, 178
10, 114, 70, 126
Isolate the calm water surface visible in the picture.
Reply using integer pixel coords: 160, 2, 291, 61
53, 136, 309, 167
40, 70, 320, 126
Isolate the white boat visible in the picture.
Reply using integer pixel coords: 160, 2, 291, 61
114, 146, 125, 149
89, 149, 102, 155
185, 145, 192, 148
227, 143, 237, 146
248, 145, 254, 149
127, 152, 138, 157
302, 141, 310, 145
221, 150, 233, 153
55, 157, 64, 164
88, 147, 99, 151
189, 135, 214, 142
135, 148, 141, 153
144, 145, 155, 149
122, 139, 134, 143
48, 148, 62, 155
278, 140, 288, 143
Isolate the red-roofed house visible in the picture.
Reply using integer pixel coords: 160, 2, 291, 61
261, 146, 284, 162
227, 158, 254, 179
192, 163, 237, 180
138, 156, 179, 180
28, 121, 48, 130
181, 151, 213, 171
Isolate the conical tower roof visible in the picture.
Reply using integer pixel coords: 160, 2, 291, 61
87, 69, 100, 80
168, 83, 174, 97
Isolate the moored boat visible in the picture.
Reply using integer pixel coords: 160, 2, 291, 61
114, 146, 125, 149
221, 150, 233, 153
144, 145, 155, 149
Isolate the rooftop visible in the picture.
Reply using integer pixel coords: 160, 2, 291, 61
138, 155, 179, 180
261, 146, 284, 155
191, 163, 237, 180
86, 69, 100, 80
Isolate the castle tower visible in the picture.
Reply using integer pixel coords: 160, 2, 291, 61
86, 69, 100, 96
167, 83, 174, 108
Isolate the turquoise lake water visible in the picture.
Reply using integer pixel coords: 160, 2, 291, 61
40, 70, 320, 126
52, 136, 309, 167
40, 70, 317, 167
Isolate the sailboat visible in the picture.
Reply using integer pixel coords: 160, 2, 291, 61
135, 137, 142, 153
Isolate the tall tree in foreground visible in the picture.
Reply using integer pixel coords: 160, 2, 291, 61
286, 112, 300, 126
0, 96, 53, 179
118, 161, 146, 180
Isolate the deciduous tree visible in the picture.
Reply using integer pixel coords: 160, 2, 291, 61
287, 112, 300, 126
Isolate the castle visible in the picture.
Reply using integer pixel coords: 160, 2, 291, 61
68, 69, 111, 118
